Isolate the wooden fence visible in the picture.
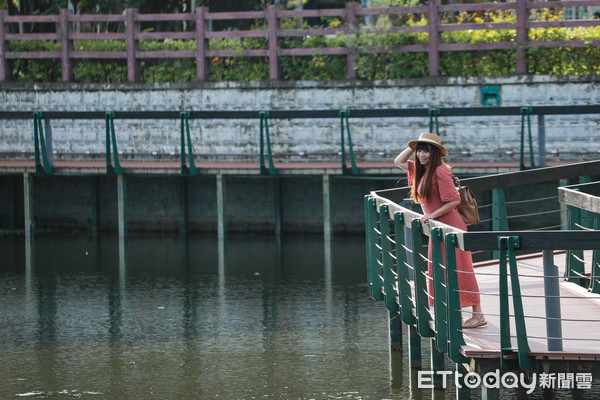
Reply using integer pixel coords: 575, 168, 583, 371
1, 0, 599, 82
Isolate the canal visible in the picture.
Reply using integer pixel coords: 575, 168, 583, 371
0, 233, 595, 399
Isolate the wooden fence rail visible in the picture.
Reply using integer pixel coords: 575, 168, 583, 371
1, 0, 599, 82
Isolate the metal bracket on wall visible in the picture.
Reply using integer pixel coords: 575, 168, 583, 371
180, 111, 199, 175
105, 111, 124, 175
520, 107, 536, 170
428, 108, 440, 136
340, 110, 359, 175
33, 111, 54, 174
259, 111, 277, 176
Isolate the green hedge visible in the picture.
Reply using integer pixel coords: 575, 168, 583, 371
8, 23, 600, 83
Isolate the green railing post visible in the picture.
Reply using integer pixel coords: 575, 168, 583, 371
411, 218, 434, 338
393, 212, 415, 325
444, 233, 469, 364
428, 108, 440, 136
380, 205, 399, 313
365, 196, 383, 301
259, 111, 277, 176
579, 176, 592, 229
519, 107, 536, 170
590, 213, 600, 295
180, 111, 199, 175
565, 205, 585, 286
498, 236, 535, 371
33, 112, 54, 174
506, 236, 536, 370
431, 227, 448, 354
491, 187, 508, 259
339, 110, 359, 175
498, 236, 518, 370
105, 112, 124, 175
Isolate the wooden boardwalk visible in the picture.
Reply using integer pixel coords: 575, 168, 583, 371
463, 251, 600, 362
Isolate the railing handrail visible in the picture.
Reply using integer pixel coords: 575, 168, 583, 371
2, 104, 599, 120
2, 1, 600, 82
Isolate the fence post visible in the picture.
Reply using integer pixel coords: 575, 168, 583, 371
542, 249, 563, 351
428, 0, 440, 77
195, 6, 209, 81
345, 2, 358, 79
267, 4, 281, 80
411, 218, 434, 338
515, 0, 527, 74
0, 10, 9, 81
126, 8, 140, 82
60, 9, 73, 82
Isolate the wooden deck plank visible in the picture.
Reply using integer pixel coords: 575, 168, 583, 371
462, 251, 600, 361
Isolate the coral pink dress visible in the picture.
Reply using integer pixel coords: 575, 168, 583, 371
407, 160, 480, 308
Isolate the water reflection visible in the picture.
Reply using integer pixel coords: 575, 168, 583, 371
2, 233, 596, 400
1, 233, 404, 400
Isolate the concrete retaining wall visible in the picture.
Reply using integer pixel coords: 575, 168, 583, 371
1, 75, 599, 165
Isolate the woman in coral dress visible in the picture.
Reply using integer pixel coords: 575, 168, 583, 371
394, 132, 485, 329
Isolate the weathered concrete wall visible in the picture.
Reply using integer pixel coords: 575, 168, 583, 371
0, 174, 394, 234
1, 75, 599, 164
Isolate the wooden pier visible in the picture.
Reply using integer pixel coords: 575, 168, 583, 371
365, 161, 600, 399
466, 251, 600, 366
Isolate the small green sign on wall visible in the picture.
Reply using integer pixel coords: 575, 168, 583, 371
481, 85, 500, 106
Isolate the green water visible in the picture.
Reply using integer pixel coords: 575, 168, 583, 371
0, 233, 597, 399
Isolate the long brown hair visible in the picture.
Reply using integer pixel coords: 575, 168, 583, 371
410, 142, 450, 204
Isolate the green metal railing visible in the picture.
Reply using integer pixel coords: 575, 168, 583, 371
520, 106, 536, 170
339, 110, 359, 175
33, 112, 54, 174
559, 180, 600, 294
105, 111, 124, 175
180, 111, 199, 175
366, 162, 600, 378
21, 105, 600, 176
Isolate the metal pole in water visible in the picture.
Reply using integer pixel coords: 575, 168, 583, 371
542, 250, 563, 351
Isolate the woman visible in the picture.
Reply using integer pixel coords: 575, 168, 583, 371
394, 132, 486, 329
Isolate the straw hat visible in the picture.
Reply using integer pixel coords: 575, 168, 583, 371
407, 132, 448, 158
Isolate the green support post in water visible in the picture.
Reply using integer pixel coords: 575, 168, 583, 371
180, 111, 199, 175
409, 323, 421, 369
456, 363, 471, 400
444, 233, 469, 364
590, 213, 600, 294
380, 205, 399, 314
217, 174, 227, 240
393, 212, 415, 325
431, 227, 448, 354
117, 174, 127, 238
259, 111, 277, 176
389, 310, 402, 352
411, 218, 434, 338
428, 108, 440, 136
430, 337, 445, 388
565, 205, 585, 286
364, 196, 383, 301
105, 112, 124, 175
519, 107, 536, 170
339, 110, 359, 175
33, 112, 54, 174
323, 175, 332, 241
